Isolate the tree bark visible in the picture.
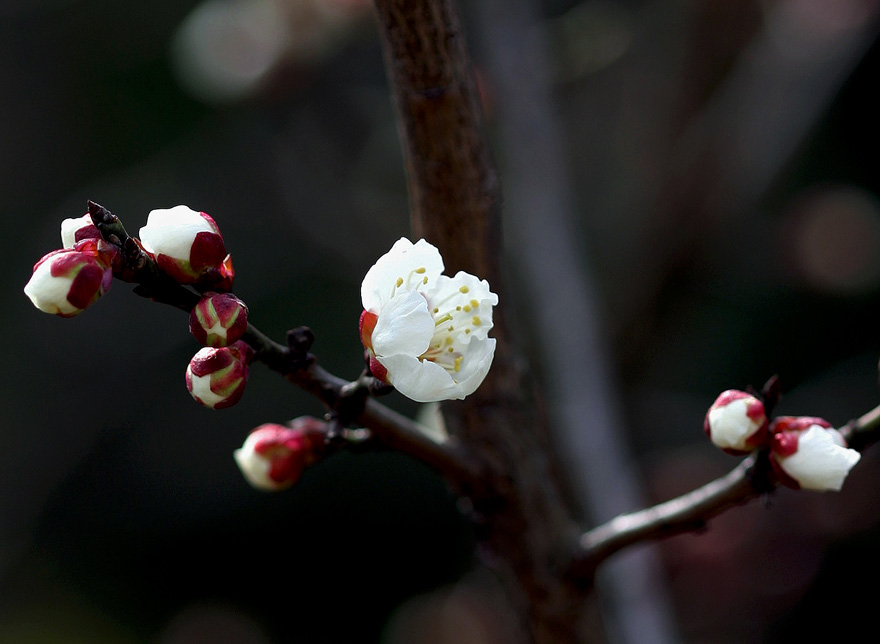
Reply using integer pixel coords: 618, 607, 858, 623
372, 1, 600, 641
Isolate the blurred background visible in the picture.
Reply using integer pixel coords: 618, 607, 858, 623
2, 0, 880, 642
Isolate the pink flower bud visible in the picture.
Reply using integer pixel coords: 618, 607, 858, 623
189, 292, 249, 347
769, 416, 861, 491
61, 213, 102, 248
704, 390, 769, 455
24, 239, 114, 317
233, 419, 326, 491
185, 341, 253, 409
138, 205, 233, 287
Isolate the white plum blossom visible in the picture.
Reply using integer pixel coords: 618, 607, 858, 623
360, 238, 498, 403
704, 390, 768, 454
770, 416, 861, 492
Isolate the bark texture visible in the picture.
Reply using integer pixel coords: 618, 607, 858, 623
372, 1, 600, 641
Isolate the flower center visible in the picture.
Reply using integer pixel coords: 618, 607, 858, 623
420, 285, 483, 376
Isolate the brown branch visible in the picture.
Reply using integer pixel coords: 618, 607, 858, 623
569, 454, 768, 580
568, 403, 880, 580
87, 200, 489, 492
371, 0, 501, 285
240, 321, 490, 487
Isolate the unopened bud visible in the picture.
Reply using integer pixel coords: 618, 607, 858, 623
138, 205, 233, 288
189, 292, 249, 347
233, 419, 326, 491
185, 340, 253, 409
24, 239, 114, 317
704, 390, 768, 455
769, 416, 861, 491
61, 213, 102, 248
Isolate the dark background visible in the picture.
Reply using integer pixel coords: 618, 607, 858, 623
2, 1, 880, 642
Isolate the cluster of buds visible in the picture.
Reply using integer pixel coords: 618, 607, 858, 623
26, 203, 253, 409
233, 418, 327, 491
25, 205, 236, 315
705, 390, 860, 491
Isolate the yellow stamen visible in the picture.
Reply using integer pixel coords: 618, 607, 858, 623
396, 277, 403, 287
415, 267, 426, 274
459, 286, 469, 294
470, 299, 479, 308
472, 316, 482, 326
454, 356, 463, 372
435, 313, 453, 326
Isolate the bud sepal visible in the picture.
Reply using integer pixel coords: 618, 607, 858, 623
189, 292, 249, 347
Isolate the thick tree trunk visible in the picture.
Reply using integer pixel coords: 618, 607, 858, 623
371, 1, 602, 641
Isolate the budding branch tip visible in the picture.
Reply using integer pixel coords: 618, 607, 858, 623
87, 200, 116, 226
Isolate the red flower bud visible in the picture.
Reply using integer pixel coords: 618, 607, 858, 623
185, 341, 253, 409
189, 292, 249, 347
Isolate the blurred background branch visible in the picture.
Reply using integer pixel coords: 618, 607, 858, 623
471, 1, 679, 642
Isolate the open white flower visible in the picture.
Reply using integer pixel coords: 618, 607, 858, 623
770, 417, 861, 492
360, 238, 498, 403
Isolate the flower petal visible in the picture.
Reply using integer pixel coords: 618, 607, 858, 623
372, 289, 434, 358
425, 272, 498, 343
361, 238, 444, 311
61, 214, 101, 249
377, 353, 459, 402
187, 371, 228, 408
139, 205, 218, 259
24, 263, 81, 316
378, 337, 496, 402
234, 445, 276, 491
779, 426, 861, 491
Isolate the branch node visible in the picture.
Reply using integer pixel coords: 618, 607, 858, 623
286, 326, 316, 366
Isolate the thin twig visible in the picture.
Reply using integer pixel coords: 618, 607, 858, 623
569, 402, 880, 579
89, 201, 488, 491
